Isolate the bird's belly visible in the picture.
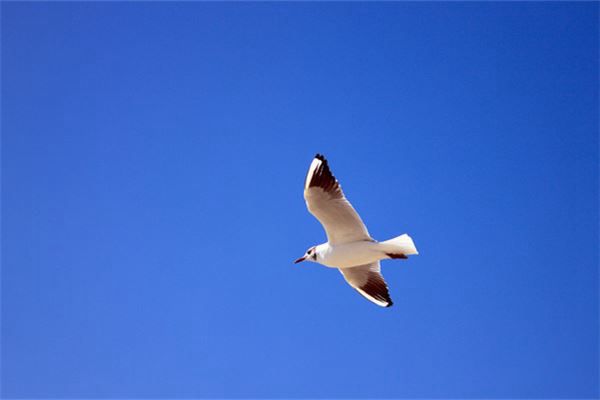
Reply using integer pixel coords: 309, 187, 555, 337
320, 242, 382, 268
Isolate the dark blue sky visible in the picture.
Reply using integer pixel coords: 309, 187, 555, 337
2, 2, 598, 398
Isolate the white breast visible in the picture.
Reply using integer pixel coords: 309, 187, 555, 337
316, 241, 382, 268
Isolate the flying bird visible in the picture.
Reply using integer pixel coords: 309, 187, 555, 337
295, 154, 418, 307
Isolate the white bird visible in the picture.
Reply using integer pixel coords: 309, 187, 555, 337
295, 154, 418, 307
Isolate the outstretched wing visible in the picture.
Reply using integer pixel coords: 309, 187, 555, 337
339, 262, 393, 307
303, 154, 371, 244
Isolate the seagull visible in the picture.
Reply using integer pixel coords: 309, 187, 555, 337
295, 154, 418, 307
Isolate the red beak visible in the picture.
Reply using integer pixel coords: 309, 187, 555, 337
294, 256, 307, 264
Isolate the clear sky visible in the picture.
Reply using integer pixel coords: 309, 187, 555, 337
2, 2, 598, 398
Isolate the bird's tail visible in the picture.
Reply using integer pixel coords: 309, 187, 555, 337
380, 234, 419, 258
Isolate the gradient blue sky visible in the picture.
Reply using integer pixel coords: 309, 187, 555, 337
2, 2, 598, 398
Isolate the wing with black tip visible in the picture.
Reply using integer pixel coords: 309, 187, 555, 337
303, 154, 371, 244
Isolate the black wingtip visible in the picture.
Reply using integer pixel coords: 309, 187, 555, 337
307, 153, 339, 193
385, 300, 394, 308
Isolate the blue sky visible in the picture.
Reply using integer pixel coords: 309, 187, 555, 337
2, 2, 598, 398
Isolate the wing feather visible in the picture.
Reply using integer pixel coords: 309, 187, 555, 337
339, 262, 393, 307
303, 154, 371, 244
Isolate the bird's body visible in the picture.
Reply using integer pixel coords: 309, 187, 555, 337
313, 241, 381, 268
296, 154, 418, 307
314, 238, 415, 269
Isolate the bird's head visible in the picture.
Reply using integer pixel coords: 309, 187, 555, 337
294, 246, 318, 264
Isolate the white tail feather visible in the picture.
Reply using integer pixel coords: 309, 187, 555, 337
380, 234, 419, 256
